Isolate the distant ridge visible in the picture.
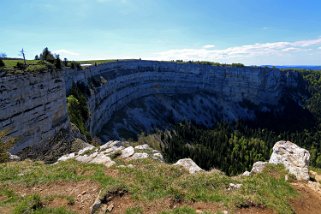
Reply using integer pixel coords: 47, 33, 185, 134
262, 65, 321, 71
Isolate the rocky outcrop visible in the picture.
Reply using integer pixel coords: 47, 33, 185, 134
57, 141, 164, 166
0, 71, 69, 153
269, 141, 310, 180
17, 126, 89, 163
248, 141, 310, 180
174, 158, 203, 174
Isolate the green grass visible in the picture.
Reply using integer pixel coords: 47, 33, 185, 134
0, 186, 20, 206
239, 164, 297, 214
3, 60, 38, 68
1, 59, 53, 74
0, 158, 299, 213
76, 59, 117, 65
125, 206, 143, 214
13, 194, 74, 214
0, 160, 118, 187
161, 207, 198, 214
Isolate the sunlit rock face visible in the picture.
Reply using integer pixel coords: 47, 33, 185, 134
64, 60, 302, 141
0, 71, 69, 152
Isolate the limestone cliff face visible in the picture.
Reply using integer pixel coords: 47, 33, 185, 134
0, 60, 303, 151
64, 60, 302, 140
0, 71, 69, 152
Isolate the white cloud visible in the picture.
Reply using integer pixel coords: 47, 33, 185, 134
318, 47, 321, 50
152, 37, 321, 63
53, 49, 80, 56
202, 44, 215, 49
293, 38, 321, 47
282, 47, 300, 52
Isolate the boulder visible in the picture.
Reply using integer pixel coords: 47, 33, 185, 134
242, 171, 251, 176
57, 152, 76, 162
251, 161, 268, 174
9, 153, 20, 161
75, 155, 93, 163
90, 190, 102, 214
134, 144, 151, 150
130, 153, 149, 160
90, 154, 116, 168
152, 152, 164, 161
77, 146, 95, 155
100, 141, 124, 151
269, 141, 310, 180
174, 158, 203, 174
228, 183, 242, 190
120, 146, 135, 158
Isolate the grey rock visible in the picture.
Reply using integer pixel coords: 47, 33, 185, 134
9, 153, 20, 161
120, 146, 135, 158
106, 203, 114, 212
75, 155, 93, 163
57, 153, 76, 162
174, 158, 203, 174
228, 183, 242, 190
242, 171, 251, 176
134, 144, 151, 150
152, 152, 164, 161
130, 152, 149, 160
77, 146, 96, 155
0, 71, 70, 153
90, 154, 116, 168
90, 190, 102, 214
251, 161, 268, 174
269, 141, 310, 180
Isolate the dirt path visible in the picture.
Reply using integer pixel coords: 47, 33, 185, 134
7, 180, 101, 214
2, 179, 321, 214
291, 182, 321, 214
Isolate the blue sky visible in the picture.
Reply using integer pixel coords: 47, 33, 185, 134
1, 0, 321, 65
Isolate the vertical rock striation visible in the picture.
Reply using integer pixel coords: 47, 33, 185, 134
64, 60, 302, 139
0, 60, 304, 151
0, 71, 69, 152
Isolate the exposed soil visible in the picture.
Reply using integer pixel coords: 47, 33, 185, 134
235, 207, 275, 214
290, 182, 321, 214
8, 180, 100, 214
2, 177, 321, 213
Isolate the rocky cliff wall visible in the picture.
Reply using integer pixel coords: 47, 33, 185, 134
0, 60, 302, 151
0, 71, 69, 152
64, 60, 302, 139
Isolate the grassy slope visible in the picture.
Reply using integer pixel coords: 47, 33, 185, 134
0, 158, 298, 214
3, 60, 39, 68
76, 59, 117, 65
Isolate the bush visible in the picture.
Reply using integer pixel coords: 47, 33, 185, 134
0, 130, 15, 163
55, 58, 62, 70
14, 194, 43, 213
66, 84, 91, 139
70, 61, 81, 70
0, 59, 4, 67
15, 62, 26, 70
25, 64, 48, 73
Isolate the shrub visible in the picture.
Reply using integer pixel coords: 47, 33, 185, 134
15, 62, 26, 70
54, 56, 62, 69
70, 61, 81, 70
0, 59, 4, 67
0, 130, 15, 163
66, 84, 91, 139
